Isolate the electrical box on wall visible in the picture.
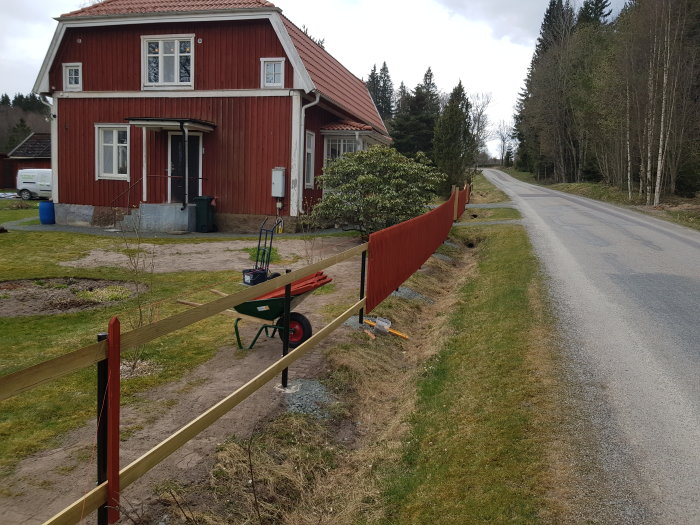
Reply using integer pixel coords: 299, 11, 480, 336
271, 167, 286, 198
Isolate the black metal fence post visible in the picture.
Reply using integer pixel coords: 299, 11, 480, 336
359, 250, 367, 325
96, 332, 109, 525
281, 269, 291, 388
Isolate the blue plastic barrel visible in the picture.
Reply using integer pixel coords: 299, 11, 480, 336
39, 200, 55, 225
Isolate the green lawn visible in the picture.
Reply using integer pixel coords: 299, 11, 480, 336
0, 230, 250, 475
0, 198, 39, 225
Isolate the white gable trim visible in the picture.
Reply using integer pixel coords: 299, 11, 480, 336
268, 13, 315, 93
34, 10, 316, 95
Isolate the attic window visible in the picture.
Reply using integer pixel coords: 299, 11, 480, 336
260, 58, 285, 88
63, 63, 82, 91
142, 35, 194, 89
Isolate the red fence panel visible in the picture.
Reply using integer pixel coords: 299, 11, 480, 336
457, 184, 471, 220
366, 192, 455, 313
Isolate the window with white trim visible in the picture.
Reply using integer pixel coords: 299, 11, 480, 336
95, 125, 129, 180
261, 58, 285, 88
305, 131, 315, 188
325, 137, 360, 163
63, 63, 82, 91
143, 35, 194, 88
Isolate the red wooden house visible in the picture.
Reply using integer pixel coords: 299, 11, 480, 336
34, 0, 389, 231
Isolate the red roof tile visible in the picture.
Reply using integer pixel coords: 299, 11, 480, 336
282, 17, 388, 136
321, 120, 373, 132
62, 0, 275, 18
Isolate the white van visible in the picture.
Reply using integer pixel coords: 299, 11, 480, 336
16, 169, 52, 200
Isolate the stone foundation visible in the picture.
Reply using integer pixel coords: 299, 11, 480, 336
215, 213, 298, 233
54, 203, 299, 234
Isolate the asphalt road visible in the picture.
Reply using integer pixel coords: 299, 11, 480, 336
481, 169, 700, 524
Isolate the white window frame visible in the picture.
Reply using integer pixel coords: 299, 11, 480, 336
324, 136, 362, 164
95, 124, 130, 181
63, 63, 82, 91
304, 131, 315, 189
141, 34, 195, 90
260, 58, 285, 88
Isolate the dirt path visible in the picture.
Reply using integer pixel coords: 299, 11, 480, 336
0, 237, 362, 524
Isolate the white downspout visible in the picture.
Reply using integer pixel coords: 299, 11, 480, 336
297, 91, 321, 215
40, 96, 58, 203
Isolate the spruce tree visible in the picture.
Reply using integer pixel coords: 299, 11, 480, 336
577, 0, 612, 26
433, 81, 473, 192
391, 68, 443, 160
365, 65, 380, 111
377, 62, 394, 121
394, 82, 411, 117
5, 118, 32, 152
0, 94, 10, 106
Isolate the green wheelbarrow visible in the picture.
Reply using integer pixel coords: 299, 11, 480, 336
233, 271, 332, 350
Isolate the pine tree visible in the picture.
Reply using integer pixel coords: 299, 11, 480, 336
377, 62, 394, 121
433, 81, 473, 192
0, 94, 10, 106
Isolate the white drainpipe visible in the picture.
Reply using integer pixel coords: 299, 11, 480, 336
297, 91, 320, 214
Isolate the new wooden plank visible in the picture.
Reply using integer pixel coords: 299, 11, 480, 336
119, 298, 365, 489
0, 342, 106, 402
42, 482, 107, 525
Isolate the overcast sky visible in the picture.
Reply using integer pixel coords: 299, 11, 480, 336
0, 0, 626, 155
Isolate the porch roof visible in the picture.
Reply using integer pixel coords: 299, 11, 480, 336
125, 117, 216, 132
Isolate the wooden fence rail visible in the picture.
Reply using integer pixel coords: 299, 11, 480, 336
0, 243, 368, 402
43, 299, 364, 525
2, 189, 468, 524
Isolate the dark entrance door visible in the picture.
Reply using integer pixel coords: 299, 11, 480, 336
170, 134, 201, 203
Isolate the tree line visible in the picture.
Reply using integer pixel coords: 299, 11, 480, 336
0, 92, 50, 114
365, 63, 492, 194
514, 0, 700, 203
0, 93, 51, 153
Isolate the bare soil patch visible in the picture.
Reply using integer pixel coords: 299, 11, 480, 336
59, 237, 352, 274
0, 278, 140, 317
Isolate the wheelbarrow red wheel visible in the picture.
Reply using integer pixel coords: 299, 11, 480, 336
278, 312, 312, 348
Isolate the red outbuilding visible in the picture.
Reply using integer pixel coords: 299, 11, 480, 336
34, 0, 389, 231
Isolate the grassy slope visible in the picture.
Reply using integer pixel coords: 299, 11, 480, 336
383, 225, 556, 523
503, 167, 700, 232
380, 174, 561, 523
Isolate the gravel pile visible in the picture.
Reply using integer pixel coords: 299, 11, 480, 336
284, 379, 334, 419
392, 286, 434, 303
